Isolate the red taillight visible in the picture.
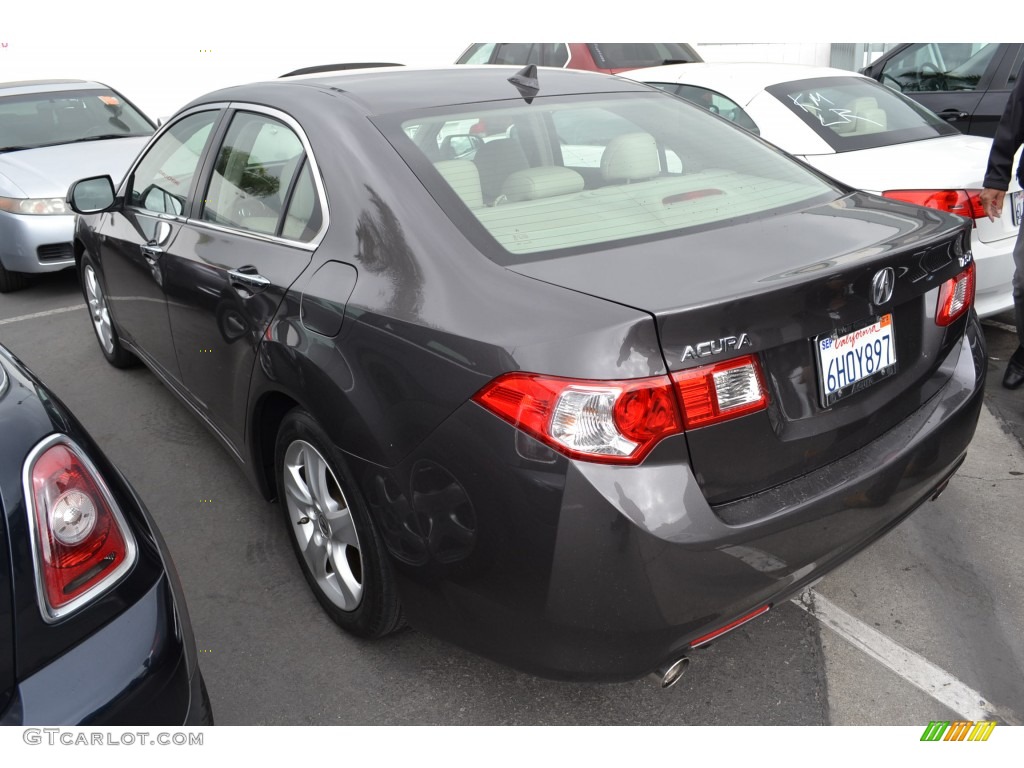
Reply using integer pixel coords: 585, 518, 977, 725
935, 262, 976, 327
671, 355, 769, 430
473, 373, 683, 464
25, 436, 137, 621
883, 189, 986, 225
473, 355, 770, 464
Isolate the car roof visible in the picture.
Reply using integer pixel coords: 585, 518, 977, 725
621, 62, 871, 106
0, 79, 106, 97
184, 65, 654, 116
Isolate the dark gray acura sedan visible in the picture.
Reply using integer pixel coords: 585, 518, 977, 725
66, 65, 985, 686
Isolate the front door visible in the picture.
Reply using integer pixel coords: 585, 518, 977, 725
98, 110, 221, 382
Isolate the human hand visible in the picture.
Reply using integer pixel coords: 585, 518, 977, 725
979, 188, 1006, 222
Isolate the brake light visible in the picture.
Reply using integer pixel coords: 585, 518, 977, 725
473, 356, 770, 464
935, 262, 975, 327
671, 355, 769, 429
473, 373, 682, 464
882, 189, 986, 225
24, 436, 137, 621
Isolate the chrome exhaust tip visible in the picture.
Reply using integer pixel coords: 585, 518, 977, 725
650, 656, 690, 689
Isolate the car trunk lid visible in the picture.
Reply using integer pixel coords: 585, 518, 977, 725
509, 192, 972, 504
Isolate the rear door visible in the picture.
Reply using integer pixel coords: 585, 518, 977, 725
161, 107, 323, 450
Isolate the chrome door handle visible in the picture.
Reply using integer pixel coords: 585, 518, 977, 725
141, 243, 164, 258
228, 267, 271, 289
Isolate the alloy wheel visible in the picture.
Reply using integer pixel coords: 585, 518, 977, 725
283, 439, 364, 611
84, 265, 115, 356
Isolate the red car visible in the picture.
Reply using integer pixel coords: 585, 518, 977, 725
456, 43, 702, 74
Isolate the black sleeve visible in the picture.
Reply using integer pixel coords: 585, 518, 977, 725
983, 66, 1024, 191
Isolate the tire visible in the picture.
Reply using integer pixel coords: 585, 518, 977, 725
80, 252, 136, 368
0, 262, 29, 293
275, 409, 403, 638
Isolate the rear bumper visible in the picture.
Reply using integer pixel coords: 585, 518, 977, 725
972, 231, 1017, 318
373, 315, 986, 681
0, 210, 75, 274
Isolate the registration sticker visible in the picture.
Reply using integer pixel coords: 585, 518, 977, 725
99, 95, 120, 106
816, 314, 897, 407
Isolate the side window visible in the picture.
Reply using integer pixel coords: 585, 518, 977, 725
673, 85, 760, 135
880, 43, 996, 93
1007, 48, 1024, 88
201, 112, 305, 236
280, 161, 323, 242
461, 44, 497, 65
129, 111, 218, 215
540, 44, 569, 68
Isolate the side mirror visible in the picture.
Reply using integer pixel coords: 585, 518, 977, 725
440, 134, 485, 160
67, 175, 116, 214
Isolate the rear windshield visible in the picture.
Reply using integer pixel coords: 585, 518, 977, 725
0, 88, 154, 152
588, 43, 702, 69
765, 76, 958, 152
379, 91, 837, 263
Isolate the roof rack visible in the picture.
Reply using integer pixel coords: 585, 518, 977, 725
279, 63, 403, 78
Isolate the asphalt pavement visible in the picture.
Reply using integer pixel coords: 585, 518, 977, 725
1, 270, 1021, 725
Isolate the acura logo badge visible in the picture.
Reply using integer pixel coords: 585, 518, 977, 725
871, 267, 895, 306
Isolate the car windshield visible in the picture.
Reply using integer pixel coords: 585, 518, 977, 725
765, 76, 959, 152
0, 88, 154, 152
380, 91, 837, 263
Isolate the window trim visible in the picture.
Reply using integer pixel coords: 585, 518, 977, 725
190, 103, 329, 249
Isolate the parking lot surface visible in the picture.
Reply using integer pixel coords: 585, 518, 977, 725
1, 271, 1022, 725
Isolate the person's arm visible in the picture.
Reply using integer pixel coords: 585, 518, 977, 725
981, 66, 1024, 220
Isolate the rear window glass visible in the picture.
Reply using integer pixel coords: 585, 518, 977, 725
766, 76, 958, 152
0, 88, 154, 152
380, 92, 836, 263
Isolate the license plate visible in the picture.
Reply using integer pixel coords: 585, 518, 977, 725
816, 314, 897, 407
1012, 190, 1023, 227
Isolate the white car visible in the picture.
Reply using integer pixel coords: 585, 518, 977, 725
622, 62, 1021, 318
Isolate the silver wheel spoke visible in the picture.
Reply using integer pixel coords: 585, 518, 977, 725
328, 509, 359, 548
284, 461, 314, 510
309, 454, 333, 512
327, 547, 362, 609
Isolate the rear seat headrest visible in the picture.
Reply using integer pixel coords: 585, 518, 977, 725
501, 166, 585, 202
600, 132, 660, 183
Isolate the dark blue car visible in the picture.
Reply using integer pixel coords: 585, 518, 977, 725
0, 344, 211, 724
